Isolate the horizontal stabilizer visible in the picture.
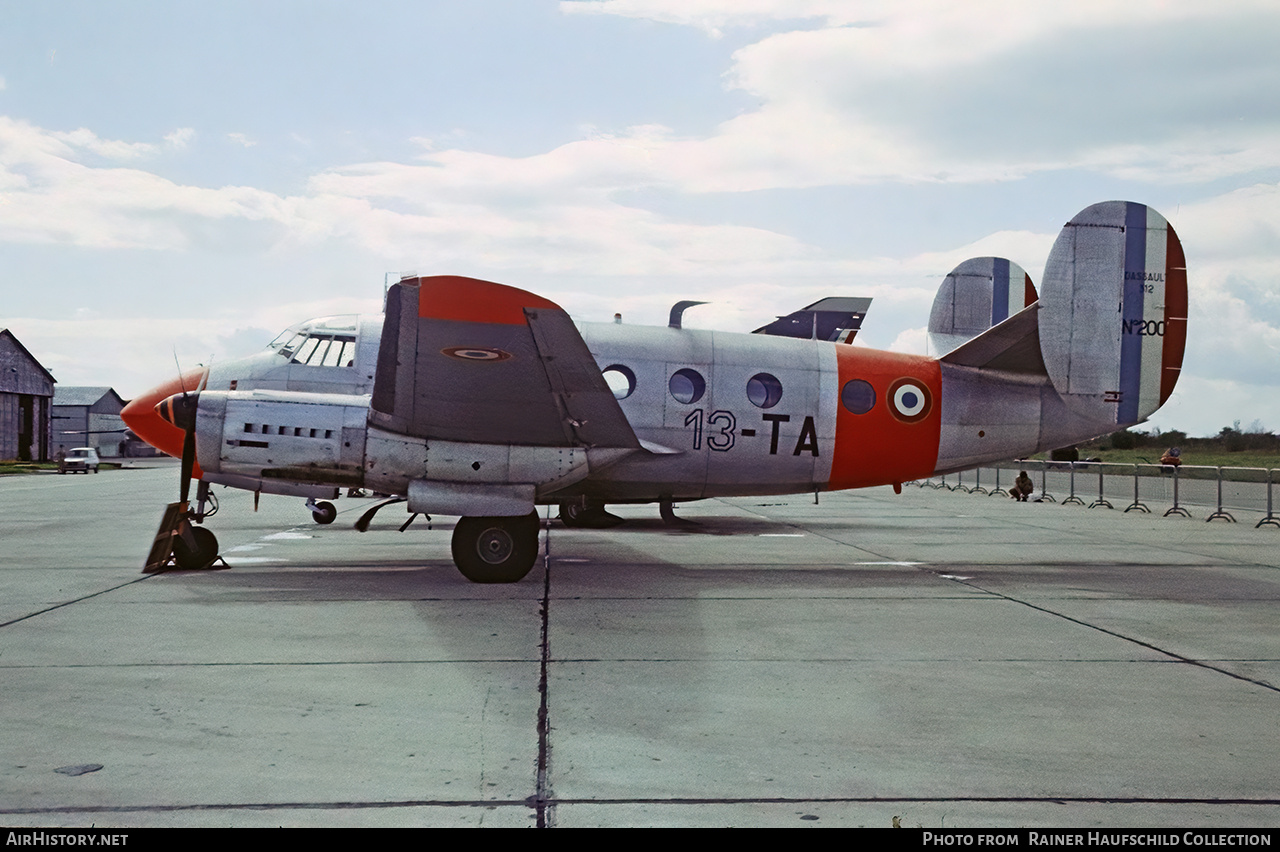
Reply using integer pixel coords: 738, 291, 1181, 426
753, 297, 871, 343
1038, 202, 1187, 427
939, 302, 1045, 375
929, 257, 1037, 357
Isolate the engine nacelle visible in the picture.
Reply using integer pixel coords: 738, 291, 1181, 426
194, 390, 370, 496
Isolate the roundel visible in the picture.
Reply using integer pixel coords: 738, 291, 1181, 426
888, 377, 932, 423
441, 346, 513, 362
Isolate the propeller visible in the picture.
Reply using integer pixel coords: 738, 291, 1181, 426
155, 391, 200, 505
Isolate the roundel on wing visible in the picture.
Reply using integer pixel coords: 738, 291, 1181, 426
441, 346, 513, 362
888, 377, 932, 423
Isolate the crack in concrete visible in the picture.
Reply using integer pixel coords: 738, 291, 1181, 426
534, 510, 555, 828
6, 794, 1280, 817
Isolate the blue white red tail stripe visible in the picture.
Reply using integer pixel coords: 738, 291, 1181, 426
991, 257, 1011, 325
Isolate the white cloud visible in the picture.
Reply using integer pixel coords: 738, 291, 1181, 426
567, 3, 1280, 190
1145, 374, 1280, 438
0, 118, 290, 249
227, 132, 256, 148
164, 127, 196, 149
0, 116, 827, 275
563, 0, 1274, 34
888, 325, 928, 356
49, 126, 158, 160
561, 0, 837, 35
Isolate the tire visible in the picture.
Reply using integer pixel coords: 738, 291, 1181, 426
558, 499, 624, 529
172, 526, 219, 570
559, 500, 591, 528
312, 501, 337, 525
451, 513, 540, 583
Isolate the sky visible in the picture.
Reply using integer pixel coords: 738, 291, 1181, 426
2, 0, 1278, 437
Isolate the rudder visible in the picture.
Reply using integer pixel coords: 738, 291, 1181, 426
1038, 201, 1187, 427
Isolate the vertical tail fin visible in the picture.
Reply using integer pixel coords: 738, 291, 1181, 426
928, 257, 1037, 357
1038, 201, 1188, 427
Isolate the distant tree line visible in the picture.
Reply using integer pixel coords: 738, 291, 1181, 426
1102, 420, 1279, 453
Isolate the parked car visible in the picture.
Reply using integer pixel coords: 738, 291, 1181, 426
62, 447, 100, 474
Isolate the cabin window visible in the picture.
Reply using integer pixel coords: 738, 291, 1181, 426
841, 379, 876, 415
602, 365, 637, 400
746, 373, 783, 409
668, 368, 706, 404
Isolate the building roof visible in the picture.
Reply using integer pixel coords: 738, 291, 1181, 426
52, 386, 125, 407
0, 328, 57, 392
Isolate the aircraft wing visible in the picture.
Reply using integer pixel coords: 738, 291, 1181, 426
369, 276, 641, 449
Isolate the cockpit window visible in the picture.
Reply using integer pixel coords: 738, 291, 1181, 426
323, 339, 351, 367
273, 333, 306, 360
293, 337, 322, 364
289, 334, 357, 366
269, 316, 359, 362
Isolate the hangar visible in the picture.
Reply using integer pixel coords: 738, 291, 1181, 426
52, 386, 127, 457
0, 328, 56, 462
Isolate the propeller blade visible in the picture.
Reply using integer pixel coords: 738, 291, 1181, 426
179, 425, 196, 505
156, 392, 200, 506
354, 497, 407, 532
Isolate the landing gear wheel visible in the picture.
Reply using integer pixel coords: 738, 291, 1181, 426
451, 513, 540, 583
173, 526, 219, 570
559, 500, 593, 528
311, 501, 337, 525
559, 499, 624, 529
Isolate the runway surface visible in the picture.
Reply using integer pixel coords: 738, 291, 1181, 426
2, 463, 1278, 827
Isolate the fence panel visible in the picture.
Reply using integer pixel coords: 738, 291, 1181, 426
914, 461, 1280, 527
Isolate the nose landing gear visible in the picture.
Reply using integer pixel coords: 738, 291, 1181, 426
145, 481, 224, 572
172, 525, 220, 570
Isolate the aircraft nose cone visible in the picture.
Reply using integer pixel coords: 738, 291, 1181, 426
122, 368, 207, 463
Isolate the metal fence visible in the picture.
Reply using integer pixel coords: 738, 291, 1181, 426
913, 461, 1280, 529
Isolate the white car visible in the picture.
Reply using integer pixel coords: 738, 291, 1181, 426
62, 447, 100, 474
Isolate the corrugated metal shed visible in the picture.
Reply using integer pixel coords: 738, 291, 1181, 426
0, 329, 56, 461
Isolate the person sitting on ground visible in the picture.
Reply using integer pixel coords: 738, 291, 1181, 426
1009, 470, 1034, 502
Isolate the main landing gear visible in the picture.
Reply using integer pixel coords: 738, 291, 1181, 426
451, 513, 541, 583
